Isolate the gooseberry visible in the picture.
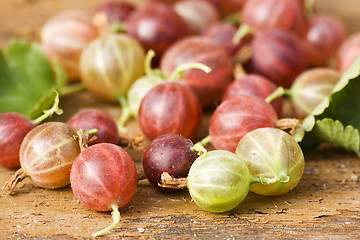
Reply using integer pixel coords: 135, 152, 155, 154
236, 128, 305, 196
160, 36, 233, 107
241, 0, 308, 37
209, 95, 278, 152
3, 122, 84, 194
80, 33, 145, 102
126, 2, 190, 61
138, 81, 203, 140
244, 29, 308, 88
41, 10, 98, 81
205, 0, 247, 16
70, 143, 137, 237
336, 33, 360, 73
92, 0, 136, 33
173, 0, 220, 35
203, 22, 251, 57
304, 14, 347, 67
67, 108, 120, 145
222, 73, 283, 117
142, 134, 197, 190
288, 68, 340, 119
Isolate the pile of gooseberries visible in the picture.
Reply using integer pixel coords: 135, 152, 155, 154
1, 107, 136, 237
157, 128, 305, 213
1, 0, 355, 237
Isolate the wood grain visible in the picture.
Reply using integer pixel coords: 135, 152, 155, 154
1, 0, 360, 239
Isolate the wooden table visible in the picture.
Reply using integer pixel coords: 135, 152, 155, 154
1, 0, 360, 239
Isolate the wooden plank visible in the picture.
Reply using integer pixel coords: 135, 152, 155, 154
1, 0, 360, 239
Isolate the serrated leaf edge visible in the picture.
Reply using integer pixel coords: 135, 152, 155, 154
313, 118, 360, 156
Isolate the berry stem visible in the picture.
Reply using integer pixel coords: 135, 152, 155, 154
192, 135, 212, 156
233, 63, 248, 79
232, 24, 254, 45
143, 49, 167, 79
2, 168, 28, 195
275, 118, 302, 135
32, 91, 63, 125
265, 86, 292, 104
250, 176, 276, 185
85, 129, 98, 135
118, 94, 133, 133
199, 135, 212, 146
110, 22, 127, 33
250, 173, 290, 186
74, 129, 98, 152
158, 172, 188, 189
247, 150, 289, 184
92, 203, 121, 238
144, 49, 156, 76
169, 63, 211, 82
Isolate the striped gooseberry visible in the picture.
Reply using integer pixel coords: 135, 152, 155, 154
209, 95, 278, 153
160, 36, 233, 107
236, 128, 305, 196
186, 150, 253, 213
80, 33, 145, 102
244, 29, 308, 88
70, 143, 137, 237
3, 122, 84, 194
222, 73, 283, 117
41, 10, 98, 81
138, 81, 203, 140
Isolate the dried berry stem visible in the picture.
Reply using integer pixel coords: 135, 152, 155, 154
233, 63, 247, 79
2, 168, 28, 195
74, 129, 97, 152
234, 44, 253, 64
118, 134, 144, 150
158, 172, 188, 189
275, 118, 302, 135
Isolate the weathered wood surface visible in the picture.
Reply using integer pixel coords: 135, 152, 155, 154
1, 0, 360, 239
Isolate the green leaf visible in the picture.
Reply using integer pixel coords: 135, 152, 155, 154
312, 119, 360, 156
297, 56, 360, 155
0, 39, 66, 119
